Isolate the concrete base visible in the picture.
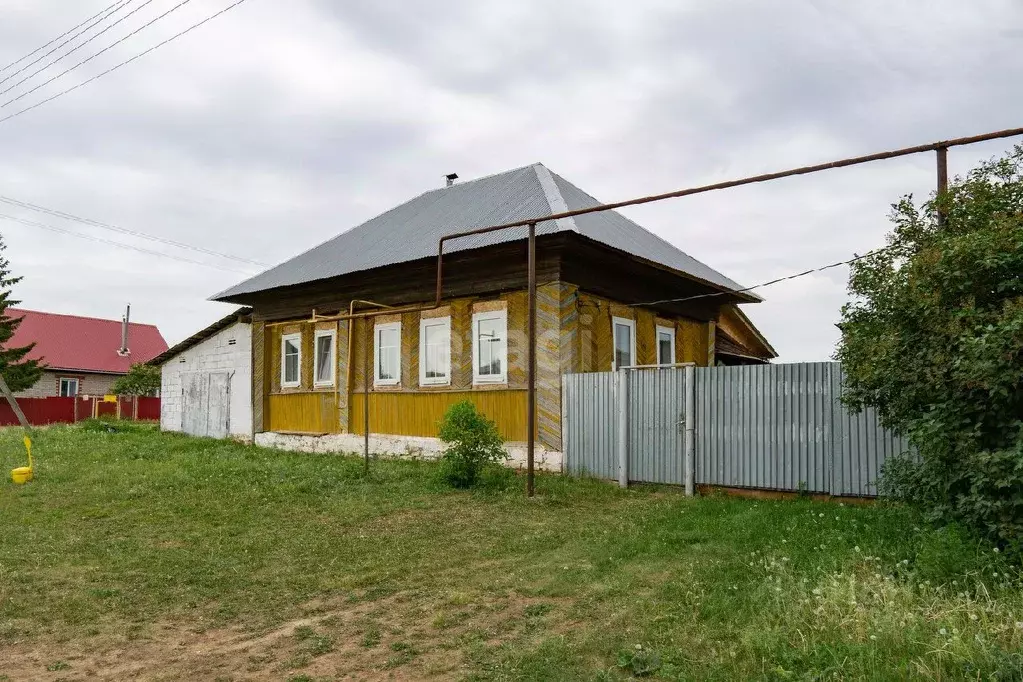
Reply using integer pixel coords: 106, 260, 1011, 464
254, 431, 564, 472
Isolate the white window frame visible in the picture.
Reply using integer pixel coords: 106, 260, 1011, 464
374, 321, 401, 387
313, 329, 336, 387
281, 333, 302, 388
472, 309, 508, 385
656, 324, 676, 366
419, 316, 452, 386
612, 316, 637, 371
59, 377, 79, 397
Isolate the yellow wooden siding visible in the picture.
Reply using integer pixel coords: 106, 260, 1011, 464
636, 308, 657, 365
261, 285, 715, 441
677, 318, 709, 365
267, 393, 340, 434
350, 390, 528, 441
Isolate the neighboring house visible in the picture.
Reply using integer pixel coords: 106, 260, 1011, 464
150, 308, 252, 440
8, 308, 168, 398
213, 163, 777, 468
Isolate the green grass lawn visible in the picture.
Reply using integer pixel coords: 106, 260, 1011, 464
0, 423, 1020, 681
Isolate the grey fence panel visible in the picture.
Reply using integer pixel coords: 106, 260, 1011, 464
695, 362, 835, 492
830, 365, 911, 496
563, 371, 618, 479
627, 368, 685, 485
563, 362, 909, 497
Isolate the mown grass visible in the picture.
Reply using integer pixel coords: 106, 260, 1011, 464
0, 422, 1021, 680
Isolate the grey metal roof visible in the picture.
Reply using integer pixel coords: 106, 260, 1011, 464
213, 163, 754, 300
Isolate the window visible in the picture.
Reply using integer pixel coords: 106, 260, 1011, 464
59, 377, 79, 397
374, 321, 401, 386
419, 316, 451, 385
612, 317, 636, 370
281, 333, 301, 388
473, 309, 507, 384
313, 329, 336, 386
656, 325, 676, 365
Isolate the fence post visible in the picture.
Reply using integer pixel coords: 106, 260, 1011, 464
560, 374, 569, 474
617, 369, 629, 488
684, 364, 695, 496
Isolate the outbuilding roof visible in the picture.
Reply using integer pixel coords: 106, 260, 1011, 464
214, 163, 757, 301
6, 308, 168, 374
148, 308, 251, 366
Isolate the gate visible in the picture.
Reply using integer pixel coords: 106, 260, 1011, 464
182, 371, 232, 438
563, 367, 688, 486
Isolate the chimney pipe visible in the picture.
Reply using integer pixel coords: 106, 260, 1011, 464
445, 172, 458, 187
119, 303, 130, 356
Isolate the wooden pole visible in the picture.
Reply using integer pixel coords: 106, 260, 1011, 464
0, 374, 31, 433
526, 222, 536, 497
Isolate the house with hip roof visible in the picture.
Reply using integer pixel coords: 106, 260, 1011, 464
8, 308, 167, 398
212, 163, 776, 468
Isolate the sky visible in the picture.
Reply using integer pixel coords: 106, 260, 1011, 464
0, 0, 1020, 361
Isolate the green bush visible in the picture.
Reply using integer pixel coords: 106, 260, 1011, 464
838, 145, 1023, 553
436, 400, 507, 488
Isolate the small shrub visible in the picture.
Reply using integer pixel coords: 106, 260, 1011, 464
617, 647, 661, 677
436, 401, 506, 488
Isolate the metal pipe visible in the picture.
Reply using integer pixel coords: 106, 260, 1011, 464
430, 127, 1023, 238
363, 317, 370, 474
936, 146, 949, 227
526, 221, 536, 497
343, 300, 395, 433
618, 362, 697, 370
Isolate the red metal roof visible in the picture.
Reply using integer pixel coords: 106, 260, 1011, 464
5, 308, 168, 374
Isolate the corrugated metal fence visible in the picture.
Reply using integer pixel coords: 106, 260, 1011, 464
562, 362, 909, 497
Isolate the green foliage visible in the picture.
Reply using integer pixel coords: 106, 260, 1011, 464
616, 646, 661, 677
436, 400, 507, 488
111, 363, 161, 396
0, 234, 43, 392
837, 145, 1023, 552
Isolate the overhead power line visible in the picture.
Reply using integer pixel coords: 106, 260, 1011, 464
635, 246, 895, 307
0, 0, 136, 90
0, 0, 252, 126
0, 195, 269, 267
0, 212, 256, 274
0, 0, 127, 74
1, 0, 194, 109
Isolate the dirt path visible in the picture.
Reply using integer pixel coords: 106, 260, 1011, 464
0, 592, 567, 681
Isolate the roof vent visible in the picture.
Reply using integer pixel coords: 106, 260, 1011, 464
444, 172, 459, 187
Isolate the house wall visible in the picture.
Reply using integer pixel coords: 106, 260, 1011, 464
160, 321, 252, 438
256, 281, 716, 450
16, 370, 119, 398
573, 290, 712, 371
259, 287, 555, 443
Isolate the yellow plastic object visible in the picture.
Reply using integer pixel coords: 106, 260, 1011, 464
10, 435, 32, 485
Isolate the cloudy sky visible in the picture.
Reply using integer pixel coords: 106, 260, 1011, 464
0, 0, 1020, 360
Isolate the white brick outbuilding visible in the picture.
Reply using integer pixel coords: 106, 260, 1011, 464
154, 309, 252, 440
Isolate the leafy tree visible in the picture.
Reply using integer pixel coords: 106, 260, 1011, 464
837, 145, 1023, 551
436, 400, 507, 488
111, 363, 161, 396
0, 234, 44, 391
